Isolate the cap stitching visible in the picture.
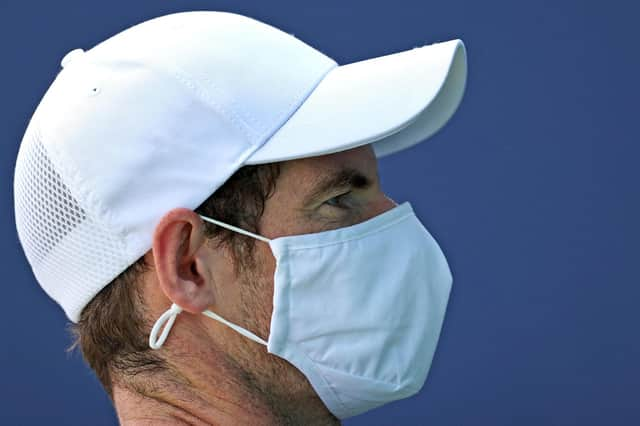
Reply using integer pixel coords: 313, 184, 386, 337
258, 61, 338, 144
168, 69, 260, 143
197, 72, 265, 134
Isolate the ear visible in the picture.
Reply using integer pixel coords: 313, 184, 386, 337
151, 207, 215, 314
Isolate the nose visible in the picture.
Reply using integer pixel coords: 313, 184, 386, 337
384, 194, 398, 208
364, 193, 397, 221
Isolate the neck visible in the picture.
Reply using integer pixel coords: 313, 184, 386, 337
113, 381, 274, 426
112, 321, 339, 426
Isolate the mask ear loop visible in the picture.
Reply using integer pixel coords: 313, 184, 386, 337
149, 303, 182, 349
201, 310, 267, 346
199, 215, 271, 243
149, 303, 268, 349
149, 215, 271, 350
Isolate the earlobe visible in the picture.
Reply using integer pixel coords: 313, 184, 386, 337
152, 208, 215, 313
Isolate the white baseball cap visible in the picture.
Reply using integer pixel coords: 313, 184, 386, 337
14, 11, 467, 322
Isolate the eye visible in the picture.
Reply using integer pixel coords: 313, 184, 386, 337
324, 191, 352, 209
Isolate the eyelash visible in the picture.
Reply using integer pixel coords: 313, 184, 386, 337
324, 191, 352, 209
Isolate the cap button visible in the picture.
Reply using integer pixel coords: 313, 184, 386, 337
61, 48, 85, 68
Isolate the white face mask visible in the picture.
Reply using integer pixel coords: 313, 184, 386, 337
149, 202, 453, 419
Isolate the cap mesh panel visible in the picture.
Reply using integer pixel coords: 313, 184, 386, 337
14, 129, 131, 321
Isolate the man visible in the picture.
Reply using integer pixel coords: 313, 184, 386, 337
14, 11, 467, 425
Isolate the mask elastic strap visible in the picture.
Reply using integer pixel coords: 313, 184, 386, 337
201, 310, 268, 346
149, 304, 269, 350
199, 215, 271, 243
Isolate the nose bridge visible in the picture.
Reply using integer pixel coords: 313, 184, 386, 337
384, 194, 398, 208
364, 191, 398, 222
379, 193, 397, 212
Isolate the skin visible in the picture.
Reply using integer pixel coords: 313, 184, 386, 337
114, 144, 395, 425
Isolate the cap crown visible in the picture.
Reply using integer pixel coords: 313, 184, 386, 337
14, 11, 336, 321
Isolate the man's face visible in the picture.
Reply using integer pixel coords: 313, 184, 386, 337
249, 143, 394, 334
205, 144, 395, 411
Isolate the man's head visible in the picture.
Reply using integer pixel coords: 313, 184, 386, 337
68, 161, 282, 399
14, 10, 466, 422
71, 144, 388, 398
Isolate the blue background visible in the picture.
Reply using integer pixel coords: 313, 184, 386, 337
1, 1, 638, 425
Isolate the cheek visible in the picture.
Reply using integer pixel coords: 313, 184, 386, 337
245, 241, 278, 336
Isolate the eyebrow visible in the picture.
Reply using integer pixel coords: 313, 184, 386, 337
304, 167, 373, 205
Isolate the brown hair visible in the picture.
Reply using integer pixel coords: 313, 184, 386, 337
68, 163, 280, 398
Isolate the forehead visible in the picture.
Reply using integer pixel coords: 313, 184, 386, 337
278, 144, 378, 190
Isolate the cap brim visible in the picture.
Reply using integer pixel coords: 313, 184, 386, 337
246, 39, 467, 165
